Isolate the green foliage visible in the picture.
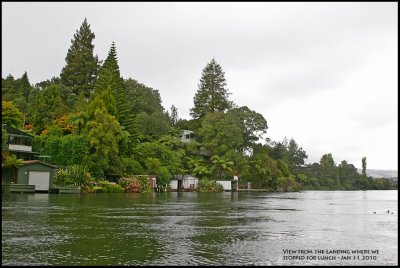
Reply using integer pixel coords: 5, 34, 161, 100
60, 18, 100, 98
2, 72, 33, 115
227, 106, 268, 153
87, 106, 129, 163
210, 155, 234, 180
134, 141, 184, 177
168, 105, 179, 125
65, 165, 93, 187
94, 42, 140, 143
97, 180, 125, 193
190, 58, 233, 119
29, 83, 70, 133
361, 157, 367, 178
186, 157, 212, 179
197, 179, 224, 192
2, 125, 8, 150
135, 111, 171, 141
2, 101, 24, 129
198, 112, 243, 156
3, 155, 24, 181
121, 158, 144, 176
285, 138, 308, 172
276, 177, 302, 192
53, 168, 75, 186
145, 157, 171, 187
124, 78, 165, 115
33, 133, 90, 166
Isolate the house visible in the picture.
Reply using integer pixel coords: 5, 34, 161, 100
215, 179, 239, 191
3, 160, 57, 192
180, 130, 195, 143
2, 125, 40, 161
2, 125, 57, 192
170, 175, 199, 191
215, 176, 239, 191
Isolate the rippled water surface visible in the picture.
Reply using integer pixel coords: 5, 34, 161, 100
2, 190, 398, 266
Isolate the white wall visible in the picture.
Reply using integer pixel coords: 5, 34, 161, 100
215, 180, 232, 190
169, 180, 178, 189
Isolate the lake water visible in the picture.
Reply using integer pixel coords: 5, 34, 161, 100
2, 190, 398, 266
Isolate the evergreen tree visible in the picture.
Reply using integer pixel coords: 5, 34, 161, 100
169, 105, 179, 125
94, 42, 140, 143
17, 71, 32, 102
1, 74, 16, 101
362, 156, 367, 178
190, 58, 233, 119
60, 18, 100, 98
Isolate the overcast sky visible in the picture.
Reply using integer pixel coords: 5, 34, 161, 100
2, 2, 398, 170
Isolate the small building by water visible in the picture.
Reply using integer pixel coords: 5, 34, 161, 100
170, 175, 199, 191
3, 160, 57, 192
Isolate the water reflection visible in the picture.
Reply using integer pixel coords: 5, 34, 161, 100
2, 191, 398, 266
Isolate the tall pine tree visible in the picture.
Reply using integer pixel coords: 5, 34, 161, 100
60, 18, 100, 98
93, 42, 141, 143
190, 58, 233, 119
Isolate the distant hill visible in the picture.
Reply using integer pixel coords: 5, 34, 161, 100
357, 169, 398, 179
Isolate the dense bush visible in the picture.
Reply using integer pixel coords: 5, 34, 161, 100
276, 176, 301, 192
53, 165, 92, 187
53, 168, 74, 186
97, 180, 125, 193
197, 179, 224, 192
118, 176, 153, 193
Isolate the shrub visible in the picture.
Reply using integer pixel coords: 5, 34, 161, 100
276, 177, 301, 192
53, 168, 75, 186
97, 180, 125, 193
118, 176, 153, 193
53, 165, 93, 187
198, 179, 224, 192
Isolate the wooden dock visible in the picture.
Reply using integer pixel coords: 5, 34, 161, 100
9, 184, 35, 193
50, 186, 81, 194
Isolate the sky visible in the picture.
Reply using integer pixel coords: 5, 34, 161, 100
2, 2, 398, 170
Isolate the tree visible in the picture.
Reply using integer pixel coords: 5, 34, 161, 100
1, 74, 16, 101
2, 101, 24, 128
318, 153, 338, 185
29, 83, 69, 133
94, 42, 140, 142
227, 106, 268, 153
190, 58, 233, 119
16, 71, 32, 103
169, 105, 179, 125
198, 112, 243, 157
210, 155, 234, 180
285, 138, 308, 172
124, 78, 165, 115
60, 18, 100, 98
87, 106, 130, 177
135, 111, 171, 141
337, 160, 359, 189
361, 157, 367, 178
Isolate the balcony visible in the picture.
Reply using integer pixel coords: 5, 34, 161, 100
8, 144, 32, 152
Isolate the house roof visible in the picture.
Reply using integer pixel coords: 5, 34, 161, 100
4, 125, 34, 137
21, 160, 58, 168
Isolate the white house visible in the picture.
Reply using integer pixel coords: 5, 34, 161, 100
169, 175, 199, 191
180, 130, 194, 143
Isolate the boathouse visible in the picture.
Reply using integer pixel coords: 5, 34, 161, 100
3, 160, 57, 192
170, 175, 199, 191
